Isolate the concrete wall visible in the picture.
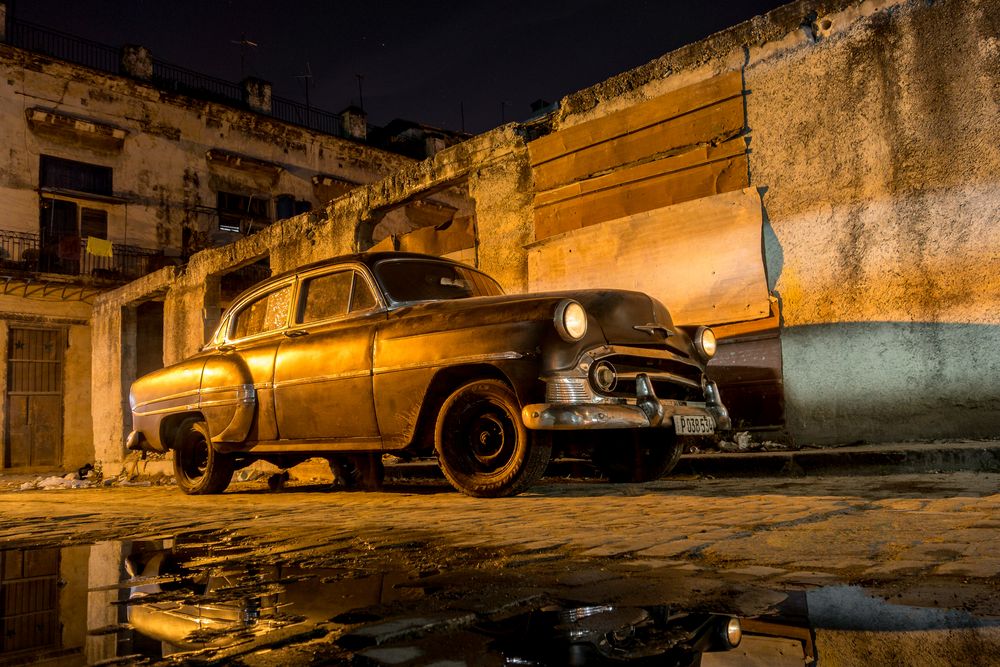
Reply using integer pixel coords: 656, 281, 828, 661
542, 0, 1000, 444
746, 0, 1000, 442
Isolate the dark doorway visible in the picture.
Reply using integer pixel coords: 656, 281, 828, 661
39, 198, 79, 275
135, 302, 165, 378
5, 328, 63, 468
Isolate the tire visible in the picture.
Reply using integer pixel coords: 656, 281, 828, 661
173, 418, 234, 495
435, 379, 551, 498
592, 430, 683, 483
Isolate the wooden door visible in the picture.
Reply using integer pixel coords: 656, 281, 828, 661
5, 328, 63, 468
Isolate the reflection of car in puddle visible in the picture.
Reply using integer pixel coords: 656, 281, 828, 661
124, 540, 417, 656
123, 539, 744, 664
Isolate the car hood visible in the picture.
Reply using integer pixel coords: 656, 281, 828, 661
389, 289, 697, 358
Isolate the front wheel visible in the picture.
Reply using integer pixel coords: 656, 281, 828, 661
435, 379, 551, 498
592, 430, 683, 483
173, 418, 234, 495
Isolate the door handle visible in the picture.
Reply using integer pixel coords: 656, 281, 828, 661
282, 329, 308, 338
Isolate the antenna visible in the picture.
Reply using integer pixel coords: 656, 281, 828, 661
230, 34, 259, 78
356, 73, 365, 111
295, 61, 314, 113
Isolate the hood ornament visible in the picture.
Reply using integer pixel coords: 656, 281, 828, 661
633, 323, 672, 337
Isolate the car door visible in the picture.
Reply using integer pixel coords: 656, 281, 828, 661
272, 266, 385, 442
201, 280, 293, 442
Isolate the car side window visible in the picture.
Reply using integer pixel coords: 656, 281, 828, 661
230, 284, 292, 340
300, 271, 353, 323
299, 270, 380, 324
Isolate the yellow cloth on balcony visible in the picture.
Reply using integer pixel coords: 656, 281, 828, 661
86, 236, 113, 258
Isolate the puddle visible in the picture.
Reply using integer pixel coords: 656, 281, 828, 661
0, 534, 996, 665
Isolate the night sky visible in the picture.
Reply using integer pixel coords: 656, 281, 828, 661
10, 0, 788, 134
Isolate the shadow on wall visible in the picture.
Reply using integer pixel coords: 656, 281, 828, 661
781, 320, 1000, 445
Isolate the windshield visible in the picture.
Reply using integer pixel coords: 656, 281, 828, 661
374, 259, 503, 304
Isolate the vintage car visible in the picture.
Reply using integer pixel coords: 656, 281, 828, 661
127, 252, 730, 497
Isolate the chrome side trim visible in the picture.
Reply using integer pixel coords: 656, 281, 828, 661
373, 351, 524, 375
273, 369, 371, 389
132, 388, 200, 411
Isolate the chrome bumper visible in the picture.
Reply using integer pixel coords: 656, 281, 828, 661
522, 374, 731, 432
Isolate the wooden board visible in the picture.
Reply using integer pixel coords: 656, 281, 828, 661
534, 154, 748, 240
529, 71, 743, 166
527, 188, 769, 326
532, 97, 745, 192
398, 216, 475, 256
535, 137, 746, 208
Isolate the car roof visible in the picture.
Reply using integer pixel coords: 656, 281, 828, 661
262, 251, 470, 285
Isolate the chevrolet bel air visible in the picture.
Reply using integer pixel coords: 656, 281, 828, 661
127, 252, 730, 497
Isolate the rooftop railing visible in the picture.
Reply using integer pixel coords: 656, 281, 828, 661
5, 19, 347, 139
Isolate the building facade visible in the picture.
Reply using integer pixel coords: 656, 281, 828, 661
0, 7, 485, 470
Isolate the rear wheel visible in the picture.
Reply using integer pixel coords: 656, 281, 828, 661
435, 379, 551, 498
592, 430, 682, 483
173, 418, 234, 495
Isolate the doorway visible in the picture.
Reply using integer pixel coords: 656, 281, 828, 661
4, 328, 63, 468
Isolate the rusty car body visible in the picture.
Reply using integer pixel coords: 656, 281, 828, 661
127, 252, 730, 497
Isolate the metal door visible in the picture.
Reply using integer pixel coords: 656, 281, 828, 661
5, 328, 63, 468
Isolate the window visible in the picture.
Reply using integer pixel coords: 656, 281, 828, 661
39, 155, 112, 195
218, 191, 270, 233
298, 271, 378, 324
80, 208, 108, 239
230, 285, 292, 339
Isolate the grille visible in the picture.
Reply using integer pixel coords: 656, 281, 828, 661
546, 377, 591, 403
595, 353, 703, 402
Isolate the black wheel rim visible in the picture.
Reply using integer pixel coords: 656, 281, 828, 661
179, 432, 209, 482
456, 400, 517, 475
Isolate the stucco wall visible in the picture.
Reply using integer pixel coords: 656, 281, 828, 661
746, 0, 1000, 442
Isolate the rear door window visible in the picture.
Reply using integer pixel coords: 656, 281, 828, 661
230, 284, 292, 340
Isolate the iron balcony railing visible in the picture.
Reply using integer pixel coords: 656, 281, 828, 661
0, 230, 165, 283
5, 19, 348, 139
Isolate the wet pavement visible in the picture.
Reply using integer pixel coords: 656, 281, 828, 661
0, 471, 999, 664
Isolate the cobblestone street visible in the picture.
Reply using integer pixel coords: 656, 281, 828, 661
1, 471, 998, 664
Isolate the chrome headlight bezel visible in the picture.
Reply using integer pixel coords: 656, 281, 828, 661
554, 300, 588, 342
694, 326, 717, 359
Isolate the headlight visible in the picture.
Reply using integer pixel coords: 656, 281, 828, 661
555, 300, 587, 341
695, 326, 717, 359
723, 617, 742, 648
591, 361, 617, 392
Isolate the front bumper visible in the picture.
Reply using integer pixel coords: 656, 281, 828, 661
522, 374, 731, 432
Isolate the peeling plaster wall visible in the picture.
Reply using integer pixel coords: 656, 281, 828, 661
0, 44, 413, 255
553, 0, 1000, 443
747, 0, 1000, 443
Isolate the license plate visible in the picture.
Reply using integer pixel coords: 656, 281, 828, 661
674, 415, 715, 435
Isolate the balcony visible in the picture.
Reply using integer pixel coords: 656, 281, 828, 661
0, 230, 166, 285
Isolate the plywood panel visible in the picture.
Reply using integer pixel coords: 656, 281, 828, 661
529, 71, 743, 166
535, 137, 746, 208
534, 154, 748, 240
527, 188, 769, 326
533, 97, 744, 192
